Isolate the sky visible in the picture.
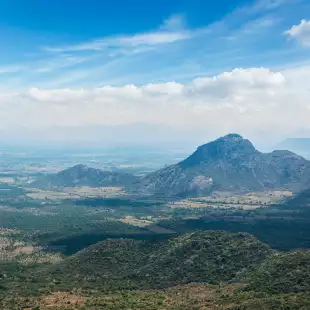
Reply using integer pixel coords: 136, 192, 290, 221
0, 0, 310, 149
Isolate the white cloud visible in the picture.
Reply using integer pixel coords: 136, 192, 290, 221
44, 32, 191, 53
43, 15, 192, 53
43, 0, 283, 54
118, 32, 190, 46
285, 19, 310, 46
191, 68, 285, 95
0, 66, 309, 144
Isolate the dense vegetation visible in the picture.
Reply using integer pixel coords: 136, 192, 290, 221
244, 250, 310, 294
42, 231, 272, 290
1, 231, 310, 309
0, 169, 310, 308
158, 217, 310, 250
75, 197, 163, 207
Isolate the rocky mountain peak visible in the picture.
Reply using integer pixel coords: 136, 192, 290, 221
222, 133, 244, 141
213, 133, 254, 149
137, 133, 310, 196
180, 133, 257, 168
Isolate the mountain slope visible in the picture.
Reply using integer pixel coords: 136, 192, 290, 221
31, 164, 139, 188
44, 230, 272, 289
137, 134, 310, 196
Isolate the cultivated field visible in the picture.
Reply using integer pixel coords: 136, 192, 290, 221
26, 186, 127, 200
169, 190, 293, 210
0, 228, 62, 264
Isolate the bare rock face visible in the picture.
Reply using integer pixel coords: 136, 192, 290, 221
137, 134, 310, 197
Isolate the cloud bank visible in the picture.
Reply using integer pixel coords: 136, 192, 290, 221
0, 66, 309, 144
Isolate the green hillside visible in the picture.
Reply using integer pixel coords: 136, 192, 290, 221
44, 230, 273, 290
244, 250, 310, 294
1, 230, 310, 309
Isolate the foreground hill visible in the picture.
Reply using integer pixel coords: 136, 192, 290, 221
44, 230, 272, 290
31, 164, 139, 188
244, 250, 310, 294
137, 134, 310, 196
1, 231, 310, 309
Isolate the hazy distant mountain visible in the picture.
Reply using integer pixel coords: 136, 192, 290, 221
137, 134, 310, 196
31, 164, 139, 188
278, 138, 310, 156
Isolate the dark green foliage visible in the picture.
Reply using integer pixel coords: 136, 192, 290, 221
47, 232, 171, 255
158, 218, 310, 250
0, 203, 147, 243
244, 251, 310, 294
1, 230, 310, 309
285, 188, 310, 208
0, 183, 25, 198
75, 197, 163, 208
43, 230, 272, 290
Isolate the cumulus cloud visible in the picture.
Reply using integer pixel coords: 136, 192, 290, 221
0, 67, 309, 144
285, 19, 310, 46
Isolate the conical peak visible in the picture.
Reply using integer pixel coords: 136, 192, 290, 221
180, 134, 256, 167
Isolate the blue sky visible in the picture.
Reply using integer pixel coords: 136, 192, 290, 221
0, 0, 310, 146
0, 0, 309, 89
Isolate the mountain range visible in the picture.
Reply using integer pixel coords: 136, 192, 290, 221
137, 134, 310, 196
31, 134, 310, 197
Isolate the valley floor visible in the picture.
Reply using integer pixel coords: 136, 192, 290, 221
1, 183, 310, 310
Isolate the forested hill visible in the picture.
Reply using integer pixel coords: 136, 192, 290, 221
31, 164, 139, 188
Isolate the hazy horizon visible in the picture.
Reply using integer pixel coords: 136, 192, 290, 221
0, 129, 309, 156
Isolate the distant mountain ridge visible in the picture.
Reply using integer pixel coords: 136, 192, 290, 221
31, 164, 139, 188
278, 138, 310, 154
137, 134, 310, 196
